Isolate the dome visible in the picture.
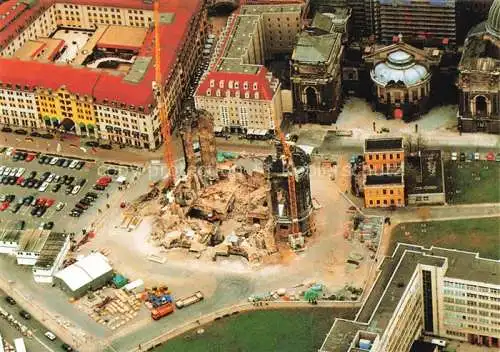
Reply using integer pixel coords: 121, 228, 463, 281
486, 0, 500, 38
371, 50, 430, 87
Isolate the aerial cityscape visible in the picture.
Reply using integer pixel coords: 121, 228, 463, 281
0, 0, 498, 351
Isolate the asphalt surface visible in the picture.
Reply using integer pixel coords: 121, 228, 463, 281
0, 149, 140, 234
0, 288, 62, 352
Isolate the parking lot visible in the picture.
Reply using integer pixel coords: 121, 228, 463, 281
0, 147, 141, 234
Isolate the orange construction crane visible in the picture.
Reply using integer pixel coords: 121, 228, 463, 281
153, 0, 176, 188
271, 115, 300, 235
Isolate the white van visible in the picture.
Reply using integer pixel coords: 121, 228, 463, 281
431, 338, 446, 347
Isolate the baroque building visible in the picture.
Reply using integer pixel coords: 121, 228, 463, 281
290, 10, 348, 124
364, 40, 442, 121
457, 0, 500, 134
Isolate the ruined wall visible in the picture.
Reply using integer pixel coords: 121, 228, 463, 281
264, 143, 313, 237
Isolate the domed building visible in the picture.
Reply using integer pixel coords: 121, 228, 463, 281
457, 0, 500, 134
363, 41, 442, 122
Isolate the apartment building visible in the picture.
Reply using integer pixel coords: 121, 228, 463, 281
320, 243, 500, 351
0, 0, 207, 149
364, 137, 404, 174
194, 3, 303, 136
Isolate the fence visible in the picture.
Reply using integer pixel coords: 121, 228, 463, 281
124, 300, 361, 352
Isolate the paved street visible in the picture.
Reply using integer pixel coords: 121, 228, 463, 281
0, 289, 62, 352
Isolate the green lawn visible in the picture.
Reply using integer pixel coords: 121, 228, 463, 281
444, 161, 500, 204
154, 308, 356, 352
391, 217, 500, 259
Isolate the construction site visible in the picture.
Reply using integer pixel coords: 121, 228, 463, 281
122, 108, 315, 264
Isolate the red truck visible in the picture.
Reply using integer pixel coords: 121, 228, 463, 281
151, 303, 174, 320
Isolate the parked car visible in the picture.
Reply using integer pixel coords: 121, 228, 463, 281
451, 152, 457, 161
75, 161, 85, 170
44, 331, 56, 341
15, 168, 25, 177
62, 159, 71, 168
19, 310, 31, 320
30, 131, 41, 137
46, 199, 55, 207
46, 173, 55, 183
467, 152, 474, 162
106, 168, 118, 175
55, 202, 65, 211
49, 157, 59, 165
5, 296, 16, 305
57, 158, 66, 167
52, 184, 61, 192
36, 207, 46, 217
11, 203, 21, 214
78, 178, 86, 187
25, 153, 35, 162
44, 222, 54, 230
14, 129, 27, 135
41, 133, 54, 139
69, 211, 81, 218
459, 152, 466, 162
1, 126, 13, 132
61, 343, 74, 351
65, 186, 73, 194
71, 185, 81, 195
15, 220, 25, 230
16, 177, 24, 186
38, 155, 47, 164
100, 144, 112, 150
85, 141, 99, 147
65, 176, 75, 185
474, 152, 480, 161
486, 151, 495, 161
38, 181, 50, 192
94, 184, 106, 191
69, 160, 78, 169
0, 202, 9, 211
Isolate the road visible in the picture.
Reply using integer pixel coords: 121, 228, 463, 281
0, 289, 60, 352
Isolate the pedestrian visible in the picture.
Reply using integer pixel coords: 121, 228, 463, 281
106, 193, 109, 199
106, 204, 110, 209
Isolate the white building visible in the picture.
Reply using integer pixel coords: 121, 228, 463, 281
0, 231, 22, 255
32, 233, 71, 284
54, 252, 114, 298
320, 244, 500, 351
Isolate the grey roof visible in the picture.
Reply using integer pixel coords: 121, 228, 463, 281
292, 33, 340, 63
371, 50, 430, 87
320, 243, 500, 352
486, 0, 500, 38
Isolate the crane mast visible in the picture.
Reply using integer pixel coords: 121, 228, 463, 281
271, 115, 300, 235
153, 0, 176, 188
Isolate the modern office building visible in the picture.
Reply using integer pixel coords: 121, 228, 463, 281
320, 243, 500, 351
377, 0, 457, 45
194, 3, 304, 136
0, 0, 208, 149
457, 0, 500, 134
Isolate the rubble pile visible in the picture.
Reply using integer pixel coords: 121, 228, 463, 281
134, 163, 278, 263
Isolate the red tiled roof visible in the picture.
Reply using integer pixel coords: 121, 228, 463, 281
195, 67, 275, 101
0, 0, 203, 113
0, 1, 27, 31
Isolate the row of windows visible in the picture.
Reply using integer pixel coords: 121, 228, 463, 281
366, 153, 402, 161
368, 198, 402, 205
444, 281, 500, 295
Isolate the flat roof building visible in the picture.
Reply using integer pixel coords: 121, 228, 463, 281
405, 150, 446, 205
32, 232, 70, 284
320, 243, 500, 352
